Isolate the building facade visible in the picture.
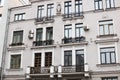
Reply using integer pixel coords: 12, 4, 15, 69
0, 0, 29, 79
3, 0, 120, 80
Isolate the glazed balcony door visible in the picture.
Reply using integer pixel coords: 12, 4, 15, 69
76, 50, 84, 72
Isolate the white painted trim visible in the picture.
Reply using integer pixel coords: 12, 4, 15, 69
8, 51, 23, 69
97, 44, 117, 64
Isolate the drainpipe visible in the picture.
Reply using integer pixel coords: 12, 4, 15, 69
0, 8, 11, 80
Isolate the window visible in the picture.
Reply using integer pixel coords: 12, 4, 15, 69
36, 28, 43, 41
34, 53, 41, 67
102, 77, 118, 80
76, 50, 84, 72
99, 20, 113, 35
75, 23, 84, 37
45, 52, 52, 67
15, 13, 25, 21
46, 27, 53, 40
0, 14, 2, 19
100, 47, 116, 64
12, 31, 23, 44
64, 25, 72, 38
37, 5, 44, 20
64, 1, 72, 18
75, 0, 83, 16
64, 50, 72, 66
10, 54, 21, 69
47, 4, 54, 18
106, 0, 115, 9
95, 0, 103, 10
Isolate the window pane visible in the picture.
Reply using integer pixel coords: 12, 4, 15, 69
107, 0, 110, 8
104, 25, 109, 34
99, 1, 103, 9
106, 52, 110, 63
101, 53, 106, 64
109, 24, 113, 34
111, 52, 116, 63
99, 25, 104, 35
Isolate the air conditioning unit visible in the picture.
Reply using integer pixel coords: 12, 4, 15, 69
84, 26, 89, 31
28, 30, 34, 39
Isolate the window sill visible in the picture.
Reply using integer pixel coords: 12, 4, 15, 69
96, 63, 120, 67
94, 9, 104, 13
14, 19, 25, 22
105, 7, 116, 11
97, 34, 117, 38
6, 68, 23, 71
73, 15, 84, 19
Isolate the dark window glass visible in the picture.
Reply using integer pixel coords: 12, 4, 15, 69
10, 54, 21, 69
100, 47, 116, 64
45, 52, 52, 67
36, 28, 43, 41
34, 53, 41, 67
12, 31, 23, 44
64, 50, 72, 66
46, 27, 53, 40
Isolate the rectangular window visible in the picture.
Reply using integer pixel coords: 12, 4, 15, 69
45, 52, 52, 67
46, 27, 53, 40
99, 20, 113, 35
36, 28, 43, 41
34, 53, 41, 67
64, 50, 72, 66
102, 77, 118, 80
75, 0, 83, 16
64, 1, 72, 18
47, 4, 54, 18
15, 13, 25, 21
95, 0, 103, 10
10, 54, 21, 69
37, 5, 44, 20
76, 50, 84, 72
12, 31, 23, 44
64, 25, 72, 38
106, 0, 115, 9
75, 23, 84, 37
100, 47, 116, 64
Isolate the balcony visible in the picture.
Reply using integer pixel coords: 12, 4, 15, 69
62, 65, 84, 73
30, 67, 50, 74
33, 40, 54, 46
35, 16, 54, 24
62, 13, 84, 21
62, 37, 85, 44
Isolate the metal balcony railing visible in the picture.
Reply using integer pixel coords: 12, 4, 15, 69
33, 40, 54, 46
62, 65, 84, 73
30, 67, 50, 74
62, 36, 85, 44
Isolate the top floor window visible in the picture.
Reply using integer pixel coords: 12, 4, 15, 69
75, 0, 83, 16
14, 13, 25, 21
95, 0, 103, 10
37, 5, 44, 19
99, 20, 113, 36
64, 1, 72, 18
47, 4, 54, 19
106, 0, 115, 9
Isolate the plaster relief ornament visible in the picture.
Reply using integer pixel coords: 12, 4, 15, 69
57, 3, 61, 13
